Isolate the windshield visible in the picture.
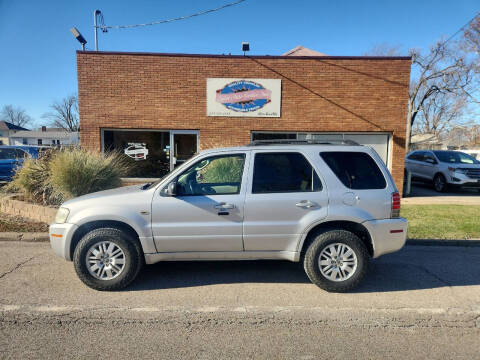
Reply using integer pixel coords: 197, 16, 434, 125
433, 151, 479, 164
144, 174, 169, 190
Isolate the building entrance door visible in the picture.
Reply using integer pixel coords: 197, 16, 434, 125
170, 131, 199, 171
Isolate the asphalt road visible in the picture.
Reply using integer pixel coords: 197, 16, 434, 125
1, 242, 480, 359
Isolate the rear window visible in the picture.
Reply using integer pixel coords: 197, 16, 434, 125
320, 151, 386, 190
407, 152, 424, 161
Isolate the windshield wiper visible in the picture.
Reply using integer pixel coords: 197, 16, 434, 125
141, 182, 153, 190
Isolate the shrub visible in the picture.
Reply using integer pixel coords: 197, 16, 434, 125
199, 156, 244, 183
5, 148, 131, 205
3, 149, 59, 205
48, 148, 131, 202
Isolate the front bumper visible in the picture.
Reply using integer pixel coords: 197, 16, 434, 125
362, 218, 408, 258
448, 173, 480, 187
49, 223, 78, 261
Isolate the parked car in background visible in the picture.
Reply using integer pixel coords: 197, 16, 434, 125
50, 140, 407, 292
405, 150, 480, 192
0, 145, 42, 182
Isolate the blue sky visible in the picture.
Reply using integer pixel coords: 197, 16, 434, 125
0, 0, 478, 127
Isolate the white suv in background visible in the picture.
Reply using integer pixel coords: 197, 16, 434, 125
405, 150, 480, 192
50, 140, 407, 292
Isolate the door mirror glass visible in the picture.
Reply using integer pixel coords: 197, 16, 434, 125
165, 181, 177, 196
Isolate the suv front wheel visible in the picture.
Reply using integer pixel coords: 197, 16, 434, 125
73, 228, 144, 291
304, 230, 368, 292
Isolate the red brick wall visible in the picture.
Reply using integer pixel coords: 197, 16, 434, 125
77, 52, 411, 192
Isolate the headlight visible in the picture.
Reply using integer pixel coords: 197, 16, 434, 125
448, 167, 467, 174
54, 207, 70, 224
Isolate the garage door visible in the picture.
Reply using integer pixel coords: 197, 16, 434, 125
251, 132, 391, 167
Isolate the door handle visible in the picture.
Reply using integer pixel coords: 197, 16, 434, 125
214, 202, 235, 209
295, 200, 317, 208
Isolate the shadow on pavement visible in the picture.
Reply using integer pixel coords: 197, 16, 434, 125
409, 182, 480, 197
129, 260, 309, 291
128, 247, 480, 292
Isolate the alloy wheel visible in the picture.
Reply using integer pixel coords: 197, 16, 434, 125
434, 175, 445, 192
86, 241, 126, 280
318, 243, 358, 282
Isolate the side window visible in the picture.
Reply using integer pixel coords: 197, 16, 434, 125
0, 148, 17, 160
176, 154, 245, 196
252, 152, 322, 194
424, 153, 437, 164
417, 151, 428, 162
320, 151, 387, 190
15, 149, 28, 159
408, 152, 421, 161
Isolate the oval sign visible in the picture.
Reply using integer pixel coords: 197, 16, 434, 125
215, 80, 272, 112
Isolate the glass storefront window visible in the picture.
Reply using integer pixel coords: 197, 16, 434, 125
103, 129, 199, 178
103, 130, 171, 178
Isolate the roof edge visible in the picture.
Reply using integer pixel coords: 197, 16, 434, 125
76, 50, 412, 61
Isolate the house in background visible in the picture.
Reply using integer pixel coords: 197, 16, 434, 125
410, 133, 443, 150
9, 126, 79, 146
0, 121, 30, 145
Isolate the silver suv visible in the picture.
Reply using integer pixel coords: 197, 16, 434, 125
405, 150, 480, 192
50, 141, 408, 292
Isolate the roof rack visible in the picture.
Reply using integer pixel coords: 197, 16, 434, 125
247, 139, 360, 146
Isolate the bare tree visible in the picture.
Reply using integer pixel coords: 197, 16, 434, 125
363, 43, 403, 56
460, 14, 480, 102
462, 14, 480, 58
0, 105, 33, 128
413, 92, 467, 137
42, 95, 79, 132
406, 41, 474, 150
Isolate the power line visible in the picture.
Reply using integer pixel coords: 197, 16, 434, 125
98, 0, 246, 30
441, 11, 479, 46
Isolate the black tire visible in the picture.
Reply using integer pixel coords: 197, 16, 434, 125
303, 230, 368, 292
433, 173, 447, 192
73, 227, 144, 291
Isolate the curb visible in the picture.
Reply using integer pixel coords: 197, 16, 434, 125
0, 232, 49, 242
406, 239, 480, 247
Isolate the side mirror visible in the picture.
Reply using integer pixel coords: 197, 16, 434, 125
165, 181, 177, 196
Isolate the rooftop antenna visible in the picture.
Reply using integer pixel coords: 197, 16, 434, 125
94, 10, 108, 51
242, 42, 250, 56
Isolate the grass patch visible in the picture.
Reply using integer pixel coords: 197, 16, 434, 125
401, 205, 480, 239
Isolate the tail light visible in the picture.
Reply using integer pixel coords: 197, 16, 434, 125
391, 192, 400, 218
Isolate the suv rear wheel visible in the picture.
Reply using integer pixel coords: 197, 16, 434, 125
73, 228, 144, 291
304, 230, 368, 292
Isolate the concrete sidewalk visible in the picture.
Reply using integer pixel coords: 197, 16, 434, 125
403, 196, 480, 205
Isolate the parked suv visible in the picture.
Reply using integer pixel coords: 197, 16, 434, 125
405, 150, 480, 192
0, 145, 41, 182
50, 140, 407, 292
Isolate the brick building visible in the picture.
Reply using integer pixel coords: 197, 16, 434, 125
76, 49, 411, 190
